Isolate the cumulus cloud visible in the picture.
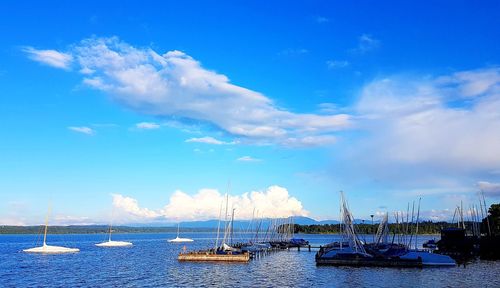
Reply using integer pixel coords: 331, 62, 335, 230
185, 136, 235, 145
68, 126, 94, 135
237, 156, 262, 162
136, 122, 160, 129
23, 47, 73, 69
112, 185, 308, 222
112, 194, 161, 219
28, 37, 349, 147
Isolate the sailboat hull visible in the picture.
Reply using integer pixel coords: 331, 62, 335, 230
95, 240, 133, 247
23, 244, 79, 254
168, 237, 194, 243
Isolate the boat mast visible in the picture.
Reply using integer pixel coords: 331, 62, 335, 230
415, 198, 421, 250
215, 199, 223, 250
43, 203, 51, 246
221, 193, 229, 248
230, 208, 235, 246
481, 190, 491, 236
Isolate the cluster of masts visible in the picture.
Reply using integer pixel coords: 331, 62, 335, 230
212, 193, 297, 252
450, 190, 491, 237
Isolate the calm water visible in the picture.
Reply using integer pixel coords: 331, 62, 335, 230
0, 233, 499, 287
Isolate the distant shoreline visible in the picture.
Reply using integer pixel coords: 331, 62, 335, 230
0, 225, 441, 236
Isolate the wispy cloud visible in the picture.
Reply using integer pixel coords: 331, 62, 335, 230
112, 185, 307, 222
237, 156, 262, 162
352, 34, 380, 53
337, 67, 500, 195
315, 16, 329, 23
317, 103, 338, 114
23, 46, 73, 69
28, 37, 350, 147
185, 136, 235, 145
278, 48, 309, 57
135, 122, 160, 129
68, 126, 94, 135
326, 60, 349, 69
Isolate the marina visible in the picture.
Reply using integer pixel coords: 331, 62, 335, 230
2, 232, 500, 287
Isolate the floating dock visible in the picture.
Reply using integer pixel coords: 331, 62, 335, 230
178, 252, 250, 262
315, 256, 422, 267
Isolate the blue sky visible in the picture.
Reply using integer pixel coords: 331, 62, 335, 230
1, 1, 500, 225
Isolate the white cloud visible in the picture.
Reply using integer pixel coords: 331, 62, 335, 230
478, 181, 500, 197
112, 185, 308, 221
31, 37, 349, 147
112, 194, 161, 219
336, 68, 500, 195
327, 60, 349, 69
136, 122, 160, 129
354, 68, 500, 171
185, 136, 235, 145
237, 156, 262, 162
23, 47, 73, 69
68, 126, 94, 135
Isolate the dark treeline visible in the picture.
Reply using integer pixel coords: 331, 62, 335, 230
294, 221, 464, 235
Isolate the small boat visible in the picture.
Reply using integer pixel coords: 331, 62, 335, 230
96, 214, 132, 247
168, 223, 194, 243
423, 239, 438, 249
23, 205, 79, 254
399, 250, 456, 266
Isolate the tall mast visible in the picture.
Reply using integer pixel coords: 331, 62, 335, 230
177, 223, 180, 238
215, 199, 223, 250
230, 208, 235, 246
43, 203, 51, 246
108, 209, 113, 242
481, 190, 491, 236
221, 192, 229, 247
415, 198, 421, 250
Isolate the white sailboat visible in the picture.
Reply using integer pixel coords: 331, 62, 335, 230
23, 205, 79, 254
168, 223, 193, 243
95, 217, 132, 247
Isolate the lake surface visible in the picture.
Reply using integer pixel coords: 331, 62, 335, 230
1, 233, 499, 287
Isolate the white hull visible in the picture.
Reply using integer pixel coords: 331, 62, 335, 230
168, 237, 194, 243
400, 251, 456, 266
23, 244, 79, 254
95, 240, 133, 247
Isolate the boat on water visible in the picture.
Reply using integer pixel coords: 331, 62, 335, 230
168, 223, 194, 243
315, 192, 456, 267
23, 205, 79, 254
96, 212, 132, 247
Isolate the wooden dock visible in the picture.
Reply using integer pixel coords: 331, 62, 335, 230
178, 252, 250, 262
